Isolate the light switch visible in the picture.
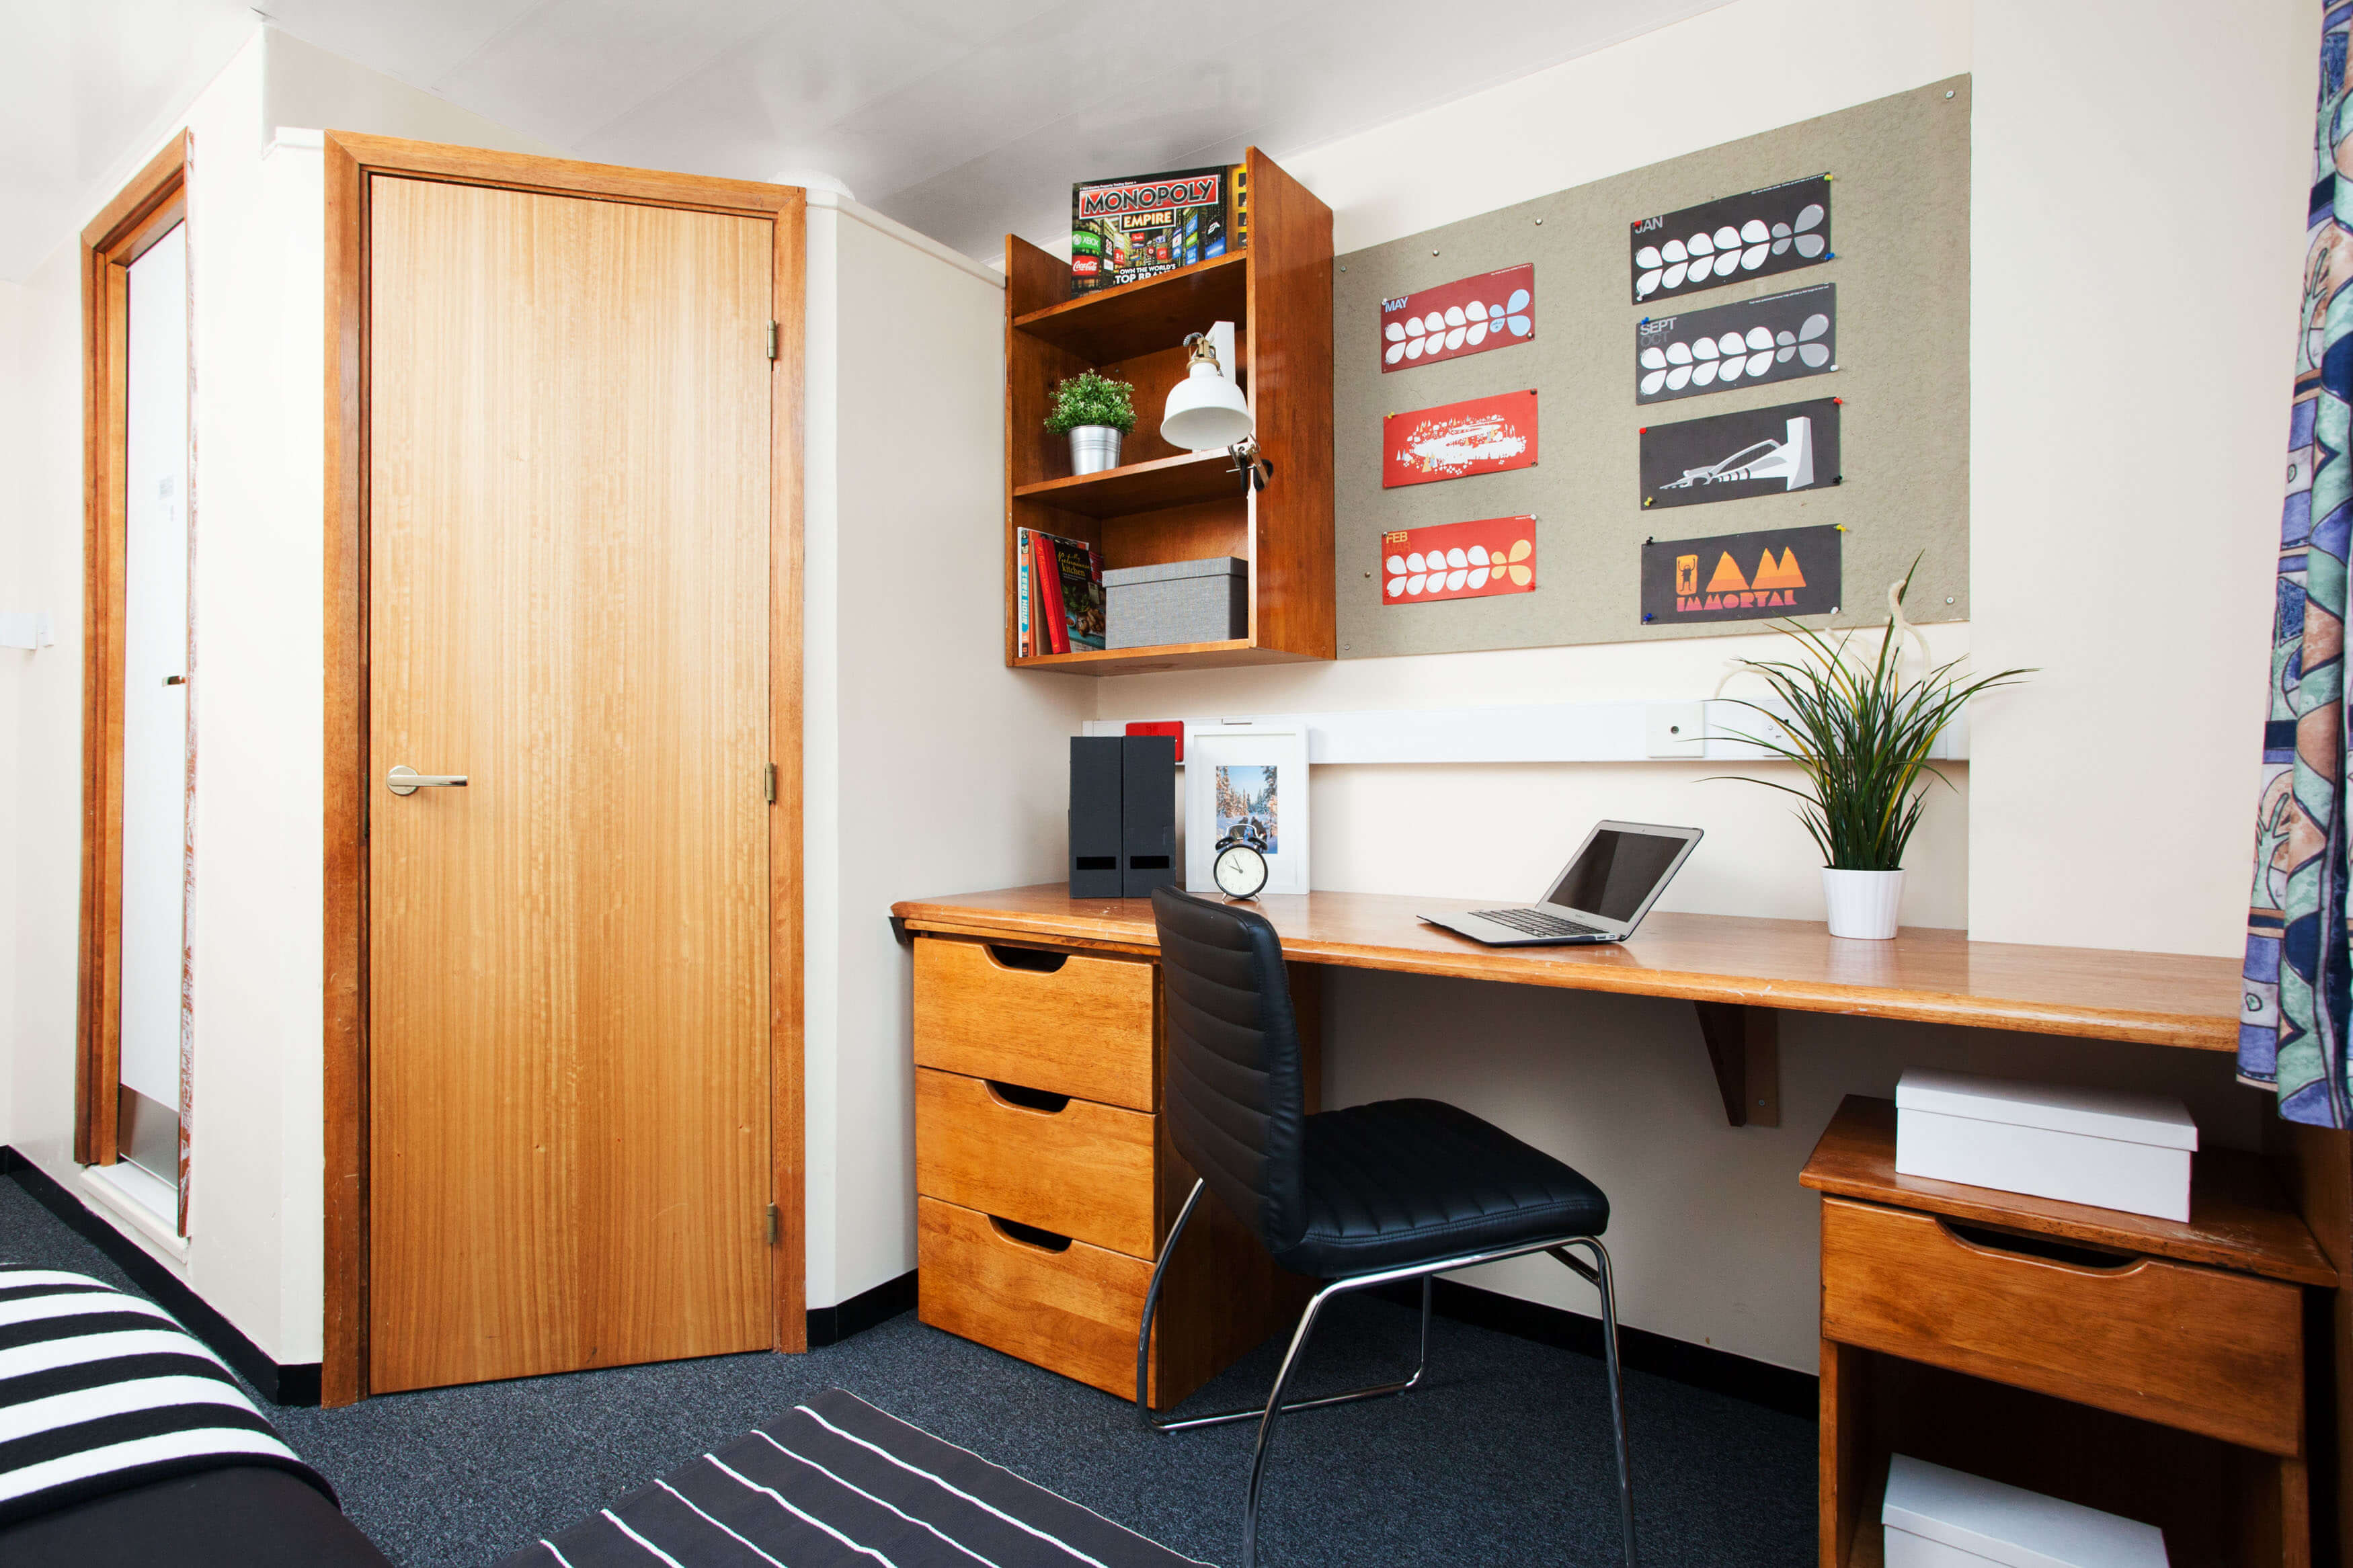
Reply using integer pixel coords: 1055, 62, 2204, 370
1644, 701, 1705, 759
0, 612, 54, 651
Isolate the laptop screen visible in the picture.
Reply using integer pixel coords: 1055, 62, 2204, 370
1544, 827, 1687, 922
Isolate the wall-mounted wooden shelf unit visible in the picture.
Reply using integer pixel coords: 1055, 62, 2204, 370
1004, 148, 1334, 675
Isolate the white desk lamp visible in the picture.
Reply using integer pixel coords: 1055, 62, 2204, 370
1160, 321, 1271, 493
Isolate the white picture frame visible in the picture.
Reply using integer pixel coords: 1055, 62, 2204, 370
1185, 727, 1309, 896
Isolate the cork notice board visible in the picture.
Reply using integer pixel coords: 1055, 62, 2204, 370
1335, 77, 1970, 659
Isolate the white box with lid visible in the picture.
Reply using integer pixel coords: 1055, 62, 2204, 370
1893, 1069, 2196, 1223
1882, 1455, 2167, 1567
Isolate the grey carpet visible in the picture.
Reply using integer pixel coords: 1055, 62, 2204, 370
0, 1176, 1813, 1566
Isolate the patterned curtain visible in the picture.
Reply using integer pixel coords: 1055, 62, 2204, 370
2247, 4, 2353, 1127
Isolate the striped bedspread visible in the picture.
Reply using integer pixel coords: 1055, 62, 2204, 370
504, 1387, 1208, 1568
0, 1268, 331, 1525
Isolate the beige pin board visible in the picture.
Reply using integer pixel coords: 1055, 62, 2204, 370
1335, 75, 1970, 659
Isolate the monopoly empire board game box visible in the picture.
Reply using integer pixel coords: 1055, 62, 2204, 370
1069, 163, 1248, 294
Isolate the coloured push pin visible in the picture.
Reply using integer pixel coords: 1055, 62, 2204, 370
1642, 613, 1655, 623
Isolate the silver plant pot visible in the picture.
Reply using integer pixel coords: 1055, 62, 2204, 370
1068, 425, 1123, 475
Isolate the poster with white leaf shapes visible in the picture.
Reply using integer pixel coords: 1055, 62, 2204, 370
1380, 264, 1533, 371
1629, 175, 1831, 304
1636, 284, 1836, 404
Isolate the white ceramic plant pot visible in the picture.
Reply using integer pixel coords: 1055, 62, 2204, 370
1068, 425, 1123, 475
1823, 868, 1905, 940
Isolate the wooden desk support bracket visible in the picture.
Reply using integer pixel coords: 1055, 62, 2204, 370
1693, 1003, 1780, 1128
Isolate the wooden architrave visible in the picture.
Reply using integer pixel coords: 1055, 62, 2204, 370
77, 131, 192, 1171
321, 132, 807, 1407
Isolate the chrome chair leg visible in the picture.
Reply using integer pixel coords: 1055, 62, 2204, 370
1240, 1278, 1342, 1568
1136, 1179, 1430, 1434
1141, 1213, 1634, 1567
1552, 1239, 1637, 1568
1135, 1178, 1207, 1425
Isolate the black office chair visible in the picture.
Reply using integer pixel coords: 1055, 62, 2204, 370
1138, 886, 1636, 1568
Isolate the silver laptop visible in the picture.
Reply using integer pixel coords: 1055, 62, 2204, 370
1421, 821, 1703, 946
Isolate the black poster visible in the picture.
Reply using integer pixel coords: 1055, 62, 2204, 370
1642, 524, 1843, 625
1636, 284, 1835, 404
1639, 397, 1840, 509
1629, 174, 1831, 304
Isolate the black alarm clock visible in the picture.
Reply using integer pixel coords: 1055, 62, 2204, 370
1211, 833, 1269, 900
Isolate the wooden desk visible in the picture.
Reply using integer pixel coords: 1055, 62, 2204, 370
891, 886, 2350, 1561
893, 885, 2245, 1129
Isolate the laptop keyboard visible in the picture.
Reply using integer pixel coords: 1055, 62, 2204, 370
1470, 908, 1605, 938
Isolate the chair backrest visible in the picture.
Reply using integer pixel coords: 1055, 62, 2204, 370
1150, 886, 1308, 1255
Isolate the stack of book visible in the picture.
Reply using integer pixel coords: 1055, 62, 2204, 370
1016, 528, 1106, 655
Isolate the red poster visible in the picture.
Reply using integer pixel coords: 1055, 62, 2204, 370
1380, 264, 1533, 371
1383, 390, 1538, 487
1380, 517, 1536, 606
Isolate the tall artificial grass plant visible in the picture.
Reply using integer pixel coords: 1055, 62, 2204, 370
1718, 569, 2030, 874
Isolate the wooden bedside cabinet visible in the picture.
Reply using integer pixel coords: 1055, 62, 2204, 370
909, 934, 1317, 1408
1802, 1096, 2338, 1568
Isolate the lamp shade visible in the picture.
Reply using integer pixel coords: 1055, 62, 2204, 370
1160, 323, 1253, 451
1161, 364, 1253, 451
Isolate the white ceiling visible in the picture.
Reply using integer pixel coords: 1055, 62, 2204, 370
6, 0, 1731, 279
1, 0, 257, 280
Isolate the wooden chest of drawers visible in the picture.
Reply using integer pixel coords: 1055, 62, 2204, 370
910, 934, 1316, 1409
1804, 1096, 2336, 1568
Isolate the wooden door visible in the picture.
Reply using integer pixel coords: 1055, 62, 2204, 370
366, 174, 774, 1393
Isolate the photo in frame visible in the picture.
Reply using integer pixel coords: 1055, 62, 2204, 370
1185, 727, 1310, 896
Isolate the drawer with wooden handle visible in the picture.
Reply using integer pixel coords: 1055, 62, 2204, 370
1820, 1195, 2303, 1456
914, 1067, 1157, 1258
912, 936, 1156, 1112
916, 1196, 1161, 1403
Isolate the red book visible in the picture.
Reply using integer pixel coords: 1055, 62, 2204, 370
1031, 531, 1069, 653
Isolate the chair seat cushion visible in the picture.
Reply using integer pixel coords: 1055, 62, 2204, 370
1273, 1099, 1609, 1277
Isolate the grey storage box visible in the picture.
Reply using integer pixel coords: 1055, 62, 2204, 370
1105, 556, 1248, 649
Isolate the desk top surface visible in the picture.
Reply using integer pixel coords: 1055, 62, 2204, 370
891, 885, 2243, 1053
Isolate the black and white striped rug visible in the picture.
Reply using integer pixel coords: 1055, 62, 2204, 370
0, 1268, 333, 1524
500, 1388, 1209, 1567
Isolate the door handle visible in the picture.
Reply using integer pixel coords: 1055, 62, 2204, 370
387, 764, 468, 796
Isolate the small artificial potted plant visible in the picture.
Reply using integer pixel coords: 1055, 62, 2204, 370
1719, 569, 2029, 940
1045, 370, 1137, 476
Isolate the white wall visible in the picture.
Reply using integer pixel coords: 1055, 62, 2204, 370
803, 196, 1090, 1307
0, 276, 27, 1151
1967, 1, 2309, 950
1074, 0, 2315, 1372
0, 25, 573, 1366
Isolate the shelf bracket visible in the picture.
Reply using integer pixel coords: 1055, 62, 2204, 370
1693, 1001, 1780, 1128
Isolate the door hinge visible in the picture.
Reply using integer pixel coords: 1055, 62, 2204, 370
766, 322, 779, 360
766, 1203, 781, 1245
764, 762, 778, 803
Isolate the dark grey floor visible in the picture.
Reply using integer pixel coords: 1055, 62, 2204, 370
0, 1178, 1813, 1567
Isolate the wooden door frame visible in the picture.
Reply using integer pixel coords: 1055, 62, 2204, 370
321, 133, 807, 1407
77, 131, 194, 1178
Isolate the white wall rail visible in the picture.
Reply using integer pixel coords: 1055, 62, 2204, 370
1082, 698, 1968, 766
